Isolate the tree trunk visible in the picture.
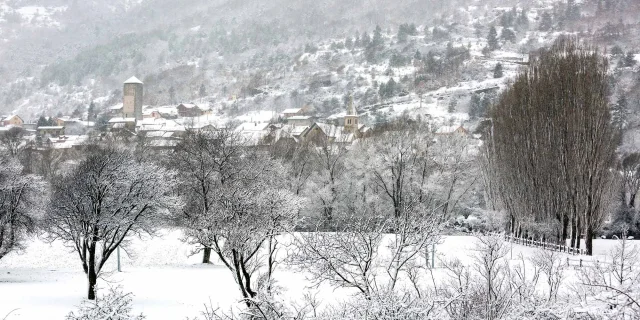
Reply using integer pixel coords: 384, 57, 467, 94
562, 213, 569, 244
570, 215, 577, 248
202, 247, 211, 264
87, 245, 97, 300
576, 216, 582, 250
586, 224, 594, 256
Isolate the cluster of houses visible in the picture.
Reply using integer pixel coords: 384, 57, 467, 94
103, 77, 373, 149
0, 113, 94, 150
0, 76, 472, 153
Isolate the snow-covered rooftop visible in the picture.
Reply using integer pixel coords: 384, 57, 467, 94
124, 76, 143, 84
282, 108, 302, 114
108, 118, 136, 123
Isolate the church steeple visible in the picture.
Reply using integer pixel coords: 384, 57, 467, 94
344, 96, 359, 132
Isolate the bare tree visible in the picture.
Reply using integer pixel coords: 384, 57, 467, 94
488, 38, 618, 254
530, 249, 566, 302
45, 145, 180, 299
0, 156, 47, 260
0, 127, 28, 158
171, 129, 244, 263
576, 233, 640, 318
304, 134, 349, 224
181, 139, 302, 305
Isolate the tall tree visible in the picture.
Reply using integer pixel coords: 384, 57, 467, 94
45, 145, 180, 299
539, 12, 553, 31
487, 38, 618, 255
487, 26, 499, 51
493, 63, 504, 78
171, 129, 245, 263
0, 156, 46, 260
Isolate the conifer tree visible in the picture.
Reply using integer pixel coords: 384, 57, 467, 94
487, 26, 499, 51
493, 63, 504, 78
539, 12, 553, 31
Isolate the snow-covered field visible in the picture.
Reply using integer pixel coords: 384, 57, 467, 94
0, 230, 619, 319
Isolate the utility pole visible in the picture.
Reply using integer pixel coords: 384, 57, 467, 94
117, 246, 121, 272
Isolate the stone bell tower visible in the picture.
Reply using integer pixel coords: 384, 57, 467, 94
344, 96, 359, 132
123, 76, 144, 121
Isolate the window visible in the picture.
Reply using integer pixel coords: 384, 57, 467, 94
347, 119, 351, 125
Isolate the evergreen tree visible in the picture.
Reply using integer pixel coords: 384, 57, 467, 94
408, 23, 417, 35
372, 25, 383, 47
386, 78, 397, 97
37, 115, 49, 127
378, 82, 387, 99
611, 45, 624, 56
71, 105, 84, 118
169, 86, 176, 104
345, 37, 353, 49
414, 50, 422, 61
481, 94, 493, 116
448, 97, 458, 113
469, 93, 482, 119
354, 31, 361, 47
539, 12, 553, 31
494, 63, 504, 78
88, 101, 96, 121
500, 28, 516, 43
612, 94, 629, 128
361, 32, 371, 48
566, 0, 580, 20
624, 52, 637, 67
517, 8, 529, 29
487, 26, 499, 51
397, 24, 408, 43
199, 84, 207, 98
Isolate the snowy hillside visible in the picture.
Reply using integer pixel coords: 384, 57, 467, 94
0, 0, 638, 125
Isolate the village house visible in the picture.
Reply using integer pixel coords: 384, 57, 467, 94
281, 105, 312, 119
271, 97, 369, 146
286, 115, 314, 127
1, 115, 23, 127
108, 117, 137, 132
435, 125, 469, 136
177, 103, 209, 118
37, 126, 65, 138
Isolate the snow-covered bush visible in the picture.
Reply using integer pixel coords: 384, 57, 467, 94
575, 235, 640, 319
66, 286, 145, 320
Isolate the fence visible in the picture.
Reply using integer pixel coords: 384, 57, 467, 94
490, 232, 587, 256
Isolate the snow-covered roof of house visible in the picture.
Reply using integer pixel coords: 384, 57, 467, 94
289, 125, 309, 136
314, 123, 355, 143
124, 76, 143, 84
153, 106, 179, 116
1, 114, 20, 121
37, 126, 65, 130
145, 131, 177, 139
138, 118, 185, 132
109, 104, 123, 110
48, 135, 88, 149
436, 125, 468, 134
287, 116, 312, 120
235, 122, 270, 132
282, 108, 302, 114
108, 117, 136, 123
327, 112, 347, 120
178, 103, 198, 109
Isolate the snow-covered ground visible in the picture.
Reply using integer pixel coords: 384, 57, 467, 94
0, 229, 620, 319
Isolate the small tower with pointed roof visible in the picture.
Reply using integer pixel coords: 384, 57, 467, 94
123, 76, 144, 121
344, 96, 359, 133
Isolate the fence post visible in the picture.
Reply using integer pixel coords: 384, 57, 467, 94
580, 259, 583, 267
